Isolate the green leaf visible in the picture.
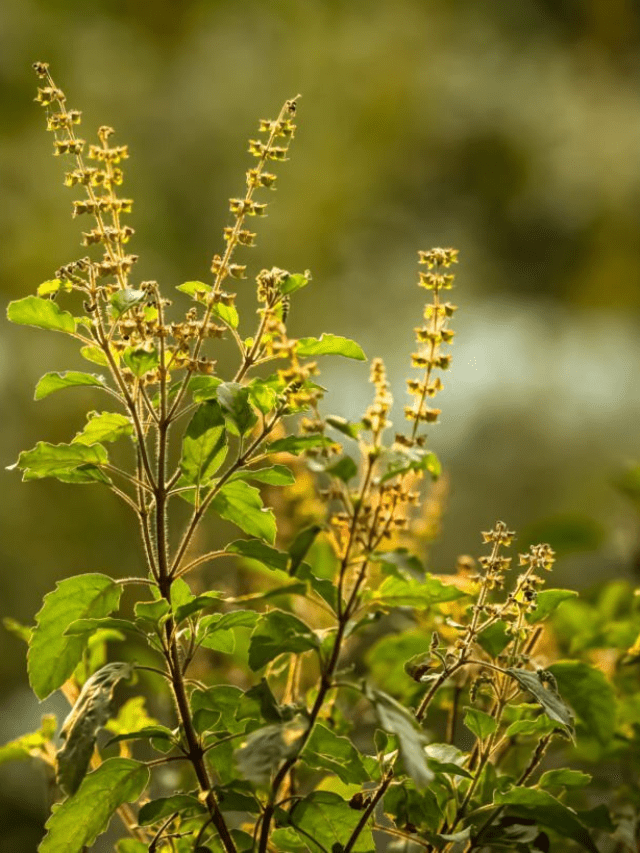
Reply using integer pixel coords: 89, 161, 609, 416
72, 411, 132, 446
303, 723, 370, 785
0, 715, 56, 766
505, 715, 557, 738
28, 574, 121, 700
248, 610, 318, 670
527, 589, 579, 624
279, 271, 311, 295
230, 464, 295, 486
547, 660, 615, 745
366, 575, 466, 610
285, 791, 374, 853
237, 679, 282, 724
539, 769, 592, 789
138, 794, 205, 825
368, 688, 433, 788
211, 480, 276, 543
248, 379, 278, 414
288, 525, 323, 575
56, 662, 133, 795
227, 539, 289, 571
180, 401, 227, 488
173, 591, 223, 624
379, 446, 441, 483
216, 382, 257, 436
176, 280, 211, 299
296, 334, 366, 361
10, 441, 111, 484
325, 456, 358, 482
34, 371, 106, 401
477, 620, 511, 657
192, 684, 244, 734
493, 786, 598, 852
2, 617, 32, 644
122, 346, 159, 377
325, 415, 366, 439
134, 598, 170, 627
37, 278, 72, 297
7, 295, 76, 334
425, 743, 473, 778
199, 610, 259, 643
506, 668, 574, 735
117, 842, 147, 853
189, 375, 223, 402
81, 345, 116, 367
212, 301, 239, 329
235, 717, 308, 785
109, 287, 146, 320
267, 435, 335, 455
464, 707, 498, 740
64, 617, 143, 637
39, 758, 149, 853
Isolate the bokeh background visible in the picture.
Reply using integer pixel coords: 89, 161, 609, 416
2, 0, 640, 848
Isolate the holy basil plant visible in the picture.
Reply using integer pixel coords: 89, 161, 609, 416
1, 62, 629, 853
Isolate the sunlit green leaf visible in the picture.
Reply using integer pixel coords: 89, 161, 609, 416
425, 743, 472, 778
188, 375, 223, 402
227, 539, 289, 571
122, 346, 159, 377
279, 271, 311, 295
211, 480, 276, 543
176, 280, 211, 299
216, 382, 257, 436
28, 574, 121, 700
547, 660, 615, 745
267, 434, 335, 455
0, 715, 56, 766
296, 334, 366, 361
539, 769, 592, 789
180, 401, 227, 489
230, 464, 295, 486
37, 278, 71, 297
109, 287, 146, 320
379, 446, 441, 483
325, 415, 366, 439
527, 589, 579, 624
39, 759, 148, 853
248, 610, 318, 670
366, 575, 466, 610
477, 620, 511, 656
72, 411, 132, 446
34, 371, 106, 401
7, 295, 76, 334
10, 441, 111, 485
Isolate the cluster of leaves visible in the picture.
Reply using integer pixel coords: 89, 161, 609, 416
3, 63, 640, 853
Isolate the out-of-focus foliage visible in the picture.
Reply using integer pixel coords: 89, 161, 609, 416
2, 2, 640, 849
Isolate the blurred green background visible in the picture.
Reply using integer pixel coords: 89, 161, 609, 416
2, 0, 640, 848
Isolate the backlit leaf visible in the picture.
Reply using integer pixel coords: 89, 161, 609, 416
72, 411, 132, 446
285, 791, 374, 852
230, 465, 295, 486
216, 382, 257, 436
35, 371, 106, 401
122, 346, 159, 377
248, 610, 318, 670
7, 295, 75, 334
279, 271, 311, 295
109, 287, 146, 320
296, 334, 366, 361
10, 441, 111, 485
180, 401, 227, 488
267, 435, 335, 455
547, 660, 615, 745
39, 759, 149, 853
527, 589, 579, 624
29, 574, 121, 699
138, 794, 205, 825
211, 480, 276, 543
366, 575, 466, 610
0, 715, 56, 766
539, 769, 592, 789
